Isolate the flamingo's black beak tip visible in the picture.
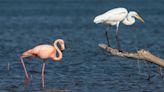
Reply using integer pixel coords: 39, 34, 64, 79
61, 50, 64, 52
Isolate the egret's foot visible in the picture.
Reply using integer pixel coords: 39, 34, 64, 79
117, 47, 123, 52
118, 49, 123, 52
107, 44, 110, 47
116, 43, 122, 52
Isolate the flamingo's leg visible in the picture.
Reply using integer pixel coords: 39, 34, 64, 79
42, 62, 45, 89
20, 56, 29, 80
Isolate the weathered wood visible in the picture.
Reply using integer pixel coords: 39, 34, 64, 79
99, 43, 164, 67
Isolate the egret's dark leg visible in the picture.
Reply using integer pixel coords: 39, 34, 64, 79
115, 23, 122, 51
105, 31, 110, 47
116, 30, 120, 49
42, 62, 45, 89
115, 29, 122, 51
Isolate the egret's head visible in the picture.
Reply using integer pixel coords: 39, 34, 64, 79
130, 11, 144, 23
93, 16, 103, 24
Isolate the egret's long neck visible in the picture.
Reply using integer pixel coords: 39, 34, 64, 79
122, 12, 135, 25
52, 40, 63, 61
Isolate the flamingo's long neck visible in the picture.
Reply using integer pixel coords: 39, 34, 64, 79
52, 40, 63, 61
122, 12, 135, 25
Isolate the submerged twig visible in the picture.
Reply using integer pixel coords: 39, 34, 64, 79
7, 62, 10, 71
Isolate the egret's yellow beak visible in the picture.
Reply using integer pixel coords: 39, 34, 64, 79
135, 15, 145, 23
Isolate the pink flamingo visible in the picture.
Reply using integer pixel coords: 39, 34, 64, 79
20, 39, 65, 88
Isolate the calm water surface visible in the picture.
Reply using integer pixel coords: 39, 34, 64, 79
0, 0, 164, 92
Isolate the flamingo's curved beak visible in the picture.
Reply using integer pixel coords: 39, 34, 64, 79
61, 43, 66, 52
135, 15, 145, 23
61, 49, 64, 52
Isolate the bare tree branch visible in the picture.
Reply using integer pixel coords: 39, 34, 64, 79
99, 43, 164, 67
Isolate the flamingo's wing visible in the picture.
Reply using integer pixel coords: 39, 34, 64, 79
33, 45, 55, 59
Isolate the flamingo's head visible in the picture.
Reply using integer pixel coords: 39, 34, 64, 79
56, 39, 65, 52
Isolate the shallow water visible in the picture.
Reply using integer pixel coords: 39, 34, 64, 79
0, 0, 164, 92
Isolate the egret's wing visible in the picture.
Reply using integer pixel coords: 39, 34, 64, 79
102, 8, 128, 22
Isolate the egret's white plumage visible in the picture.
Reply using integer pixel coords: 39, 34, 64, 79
94, 8, 128, 25
94, 7, 144, 26
93, 7, 144, 50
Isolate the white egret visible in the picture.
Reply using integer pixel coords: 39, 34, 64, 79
94, 7, 144, 50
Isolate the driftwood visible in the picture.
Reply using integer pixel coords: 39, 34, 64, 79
99, 43, 164, 68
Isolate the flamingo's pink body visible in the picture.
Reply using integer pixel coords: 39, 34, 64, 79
24, 45, 56, 59
20, 39, 65, 88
